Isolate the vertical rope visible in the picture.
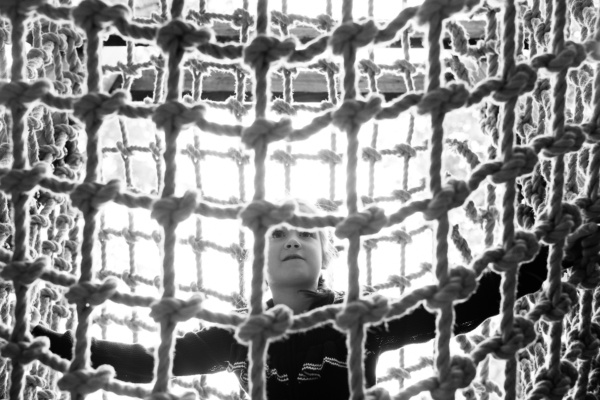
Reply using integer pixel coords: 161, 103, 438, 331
422, 2, 452, 387
152, 0, 187, 395
326, 0, 338, 203
365, 0, 376, 288
237, 0, 251, 304
398, 0, 414, 388
497, 1, 522, 398
58, 2, 109, 400
479, 7, 500, 400
337, 1, 370, 399
545, 0, 568, 388
246, 2, 272, 399
192, 0, 207, 314
280, 0, 293, 195
4, 5, 32, 400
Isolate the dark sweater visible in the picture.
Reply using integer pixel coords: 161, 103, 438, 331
33, 246, 550, 400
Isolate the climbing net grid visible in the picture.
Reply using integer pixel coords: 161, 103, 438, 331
0, 0, 597, 399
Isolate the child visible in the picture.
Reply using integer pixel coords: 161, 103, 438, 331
32, 200, 552, 400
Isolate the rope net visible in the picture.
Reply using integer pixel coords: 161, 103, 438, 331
0, 0, 596, 399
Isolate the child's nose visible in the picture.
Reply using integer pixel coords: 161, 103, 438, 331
285, 238, 301, 249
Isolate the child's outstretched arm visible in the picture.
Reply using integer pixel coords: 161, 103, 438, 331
31, 324, 236, 383
368, 245, 552, 353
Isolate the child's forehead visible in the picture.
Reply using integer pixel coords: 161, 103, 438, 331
271, 225, 312, 233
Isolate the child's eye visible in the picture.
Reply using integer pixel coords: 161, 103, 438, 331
271, 229, 286, 239
298, 231, 316, 239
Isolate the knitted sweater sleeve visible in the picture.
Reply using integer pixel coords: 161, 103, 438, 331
31, 325, 236, 383
368, 245, 551, 353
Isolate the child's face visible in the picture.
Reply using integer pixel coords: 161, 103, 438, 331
266, 227, 323, 291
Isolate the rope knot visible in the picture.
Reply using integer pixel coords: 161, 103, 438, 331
149, 295, 203, 324
42, 240, 61, 255
30, 215, 50, 228
582, 120, 600, 143
417, 83, 469, 114
332, 95, 383, 133
423, 179, 470, 221
42, 32, 67, 52
0, 80, 52, 105
0, 223, 13, 238
568, 323, 600, 360
65, 277, 118, 307
271, 99, 296, 116
489, 146, 538, 184
491, 231, 540, 272
52, 304, 70, 319
480, 316, 536, 359
0, 162, 49, 194
225, 96, 247, 118
152, 100, 205, 133
431, 356, 476, 400
330, 20, 378, 56
530, 125, 585, 157
59, 26, 84, 47
529, 360, 578, 400
392, 189, 412, 202
335, 207, 388, 239
492, 63, 537, 102
317, 149, 342, 164
73, 0, 129, 32
53, 257, 71, 271
57, 365, 115, 394
235, 304, 293, 344
335, 294, 389, 330
0, 257, 48, 285
243, 35, 297, 70
358, 59, 382, 76
231, 8, 253, 27
535, 202, 582, 244
584, 38, 600, 61
362, 147, 382, 163
316, 59, 339, 74
241, 118, 292, 149
394, 143, 417, 158
70, 180, 121, 214
157, 19, 212, 54
425, 266, 476, 309
387, 274, 411, 290
239, 200, 295, 232
151, 190, 198, 227
56, 214, 75, 231
392, 230, 412, 245
565, 222, 600, 289
537, 281, 578, 322
316, 14, 335, 31
74, 91, 128, 126
227, 148, 249, 165
532, 41, 587, 72
0, 0, 43, 17
573, 197, 600, 222
1, 337, 49, 365
271, 149, 296, 166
